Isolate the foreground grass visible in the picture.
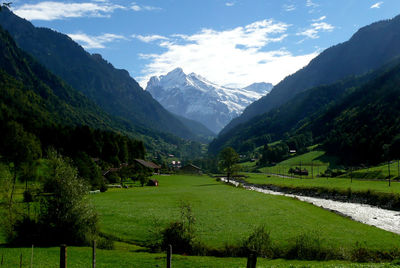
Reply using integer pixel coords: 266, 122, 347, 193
1, 246, 398, 267
92, 175, 400, 252
244, 173, 400, 194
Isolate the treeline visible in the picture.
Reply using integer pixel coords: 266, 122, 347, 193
0, 119, 145, 188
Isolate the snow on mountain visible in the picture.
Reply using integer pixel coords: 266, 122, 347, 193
146, 68, 272, 133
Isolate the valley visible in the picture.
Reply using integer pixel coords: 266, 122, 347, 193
2, 2, 400, 267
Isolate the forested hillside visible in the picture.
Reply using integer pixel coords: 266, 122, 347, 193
221, 14, 400, 135
0, 8, 202, 141
208, 59, 400, 155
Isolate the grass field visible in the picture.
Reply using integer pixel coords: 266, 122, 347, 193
1, 245, 395, 267
92, 174, 400, 252
3, 174, 400, 266
244, 173, 400, 194
259, 151, 341, 178
348, 161, 400, 180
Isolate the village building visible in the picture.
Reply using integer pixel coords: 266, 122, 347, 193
134, 159, 161, 174
179, 164, 202, 175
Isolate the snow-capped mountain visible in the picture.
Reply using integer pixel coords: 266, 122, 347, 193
146, 68, 272, 133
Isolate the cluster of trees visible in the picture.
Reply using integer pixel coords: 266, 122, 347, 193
0, 120, 146, 188
1, 151, 98, 246
258, 133, 313, 167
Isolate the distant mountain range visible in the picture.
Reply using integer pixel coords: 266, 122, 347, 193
220, 14, 400, 136
0, 8, 210, 143
146, 68, 272, 133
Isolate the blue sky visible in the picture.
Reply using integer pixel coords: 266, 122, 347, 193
11, 0, 400, 88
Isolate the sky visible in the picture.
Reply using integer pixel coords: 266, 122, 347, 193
10, 0, 400, 88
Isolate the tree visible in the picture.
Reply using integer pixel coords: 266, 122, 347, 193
218, 147, 239, 182
0, 121, 41, 230
38, 151, 98, 245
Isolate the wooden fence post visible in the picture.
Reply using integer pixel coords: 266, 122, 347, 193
31, 245, 34, 268
1, 253, 3, 266
166, 244, 172, 268
19, 253, 22, 268
60, 244, 67, 268
92, 240, 96, 268
246, 253, 257, 268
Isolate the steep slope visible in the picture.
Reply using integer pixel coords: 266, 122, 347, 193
222, 14, 400, 134
0, 24, 148, 166
0, 24, 121, 132
304, 61, 400, 165
210, 58, 400, 165
208, 59, 395, 154
0, 8, 196, 140
146, 68, 272, 133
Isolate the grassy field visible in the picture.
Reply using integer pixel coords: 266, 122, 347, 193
349, 161, 400, 180
92, 174, 400, 252
244, 173, 400, 194
1, 245, 395, 267
259, 151, 341, 178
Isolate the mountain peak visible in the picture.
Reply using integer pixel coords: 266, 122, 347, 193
146, 69, 271, 133
167, 67, 186, 77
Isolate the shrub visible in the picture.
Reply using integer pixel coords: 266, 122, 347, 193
97, 237, 114, 250
286, 233, 328, 260
161, 221, 194, 254
242, 225, 273, 258
351, 242, 373, 262
99, 184, 108, 192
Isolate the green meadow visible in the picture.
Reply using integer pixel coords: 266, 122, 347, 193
1, 246, 393, 267
258, 150, 341, 178
3, 174, 400, 266
91, 175, 400, 251
244, 173, 400, 194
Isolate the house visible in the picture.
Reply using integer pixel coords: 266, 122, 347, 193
134, 159, 161, 174
180, 164, 202, 175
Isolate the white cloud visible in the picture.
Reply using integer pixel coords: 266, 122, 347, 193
370, 2, 383, 9
137, 19, 318, 88
306, 0, 319, 8
68, 32, 127, 49
12, 1, 125, 21
131, 2, 161, 11
133, 34, 168, 43
283, 4, 296, 11
312, 16, 326, 22
225, 2, 235, 7
297, 21, 334, 39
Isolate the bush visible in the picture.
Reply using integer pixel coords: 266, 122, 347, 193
286, 233, 328, 260
99, 184, 108, 192
97, 237, 114, 250
242, 225, 273, 258
351, 242, 373, 262
161, 221, 194, 254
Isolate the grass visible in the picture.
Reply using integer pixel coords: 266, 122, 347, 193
244, 173, 400, 194
1, 246, 395, 267
259, 151, 341, 178
91, 174, 400, 253
349, 161, 400, 180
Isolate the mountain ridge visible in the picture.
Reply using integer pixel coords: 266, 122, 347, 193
146, 68, 272, 133
220, 13, 400, 135
0, 8, 204, 141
